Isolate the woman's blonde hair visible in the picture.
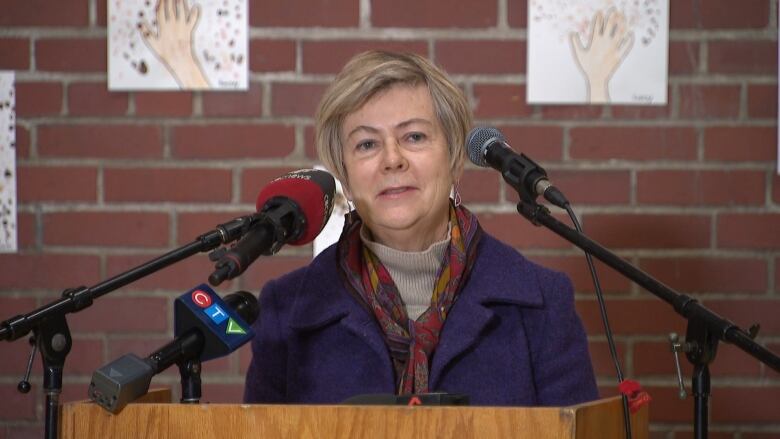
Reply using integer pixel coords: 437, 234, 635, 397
315, 51, 472, 185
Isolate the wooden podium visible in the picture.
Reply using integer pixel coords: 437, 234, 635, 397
61, 389, 648, 439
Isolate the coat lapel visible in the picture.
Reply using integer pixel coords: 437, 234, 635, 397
285, 235, 547, 392
429, 235, 544, 388
287, 247, 393, 376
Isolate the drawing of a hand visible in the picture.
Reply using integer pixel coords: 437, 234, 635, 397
140, 0, 210, 89
570, 9, 634, 103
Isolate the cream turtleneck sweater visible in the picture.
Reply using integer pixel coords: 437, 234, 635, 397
360, 226, 450, 321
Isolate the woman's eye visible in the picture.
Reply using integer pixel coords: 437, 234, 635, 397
407, 132, 426, 142
356, 140, 376, 151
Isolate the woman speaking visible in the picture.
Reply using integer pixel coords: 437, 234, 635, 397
243, 51, 598, 406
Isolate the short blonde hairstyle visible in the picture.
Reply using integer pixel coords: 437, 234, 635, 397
315, 51, 472, 185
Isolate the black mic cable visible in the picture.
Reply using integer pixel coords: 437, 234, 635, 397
467, 126, 632, 439
562, 203, 632, 439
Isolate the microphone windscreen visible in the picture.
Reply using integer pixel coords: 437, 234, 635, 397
466, 126, 505, 168
222, 291, 259, 325
255, 169, 336, 245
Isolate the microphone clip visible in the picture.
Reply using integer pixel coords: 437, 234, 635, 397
498, 151, 549, 205
256, 197, 307, 256
517, 200, 550, 227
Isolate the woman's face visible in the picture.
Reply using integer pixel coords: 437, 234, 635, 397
340, 83, 456, 251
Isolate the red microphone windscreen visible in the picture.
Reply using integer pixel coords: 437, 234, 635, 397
255, 169, 336, 245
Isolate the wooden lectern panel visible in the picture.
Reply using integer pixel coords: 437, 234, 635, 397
61, 390, 647, 439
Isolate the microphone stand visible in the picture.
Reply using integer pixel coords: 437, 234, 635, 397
515, 200, 780, 439
0, 214, 259, 439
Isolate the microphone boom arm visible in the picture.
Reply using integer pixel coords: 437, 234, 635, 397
0, 214, 259, 439
516, 200, 779, 439
517, 201, 779, 370
0, 214, 256, 342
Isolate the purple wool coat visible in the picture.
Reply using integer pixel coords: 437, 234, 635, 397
243, 232, 599, 406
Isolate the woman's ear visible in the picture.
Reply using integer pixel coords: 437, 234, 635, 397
340, 180, 353, 202
451, 159, 465, 183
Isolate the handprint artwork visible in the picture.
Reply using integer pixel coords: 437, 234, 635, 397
527, 0, 668, 105
139, 0, 209, 88
109, 0, 248, 90
570, 9, 634, 103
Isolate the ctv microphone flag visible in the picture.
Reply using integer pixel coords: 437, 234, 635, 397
89, 284, 256, 413
174, 284, 254, 361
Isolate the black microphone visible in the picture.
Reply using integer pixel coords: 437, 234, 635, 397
88, 285, 258, 413
208, 169, 336, 286
466, 126, 569, 208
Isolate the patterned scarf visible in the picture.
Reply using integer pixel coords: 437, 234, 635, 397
337, 203, 482, 394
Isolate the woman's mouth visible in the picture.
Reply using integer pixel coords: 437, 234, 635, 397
379, 186, 415, 197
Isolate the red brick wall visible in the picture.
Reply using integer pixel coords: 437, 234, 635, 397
1, 0, 778, 437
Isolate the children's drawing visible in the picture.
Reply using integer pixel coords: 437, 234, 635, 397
0, 72, 16, 253
109, 0, 248, 90
527, 0, 668, 105
570, 9, 634, 102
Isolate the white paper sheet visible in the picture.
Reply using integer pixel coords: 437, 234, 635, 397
0, 72, 17, 253
108, 0, 248, 90
527, 0, 669, 105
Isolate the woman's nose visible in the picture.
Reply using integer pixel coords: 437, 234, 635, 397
382, 140, 408, 171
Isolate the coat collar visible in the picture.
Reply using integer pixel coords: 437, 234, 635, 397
287, 233, 545, 390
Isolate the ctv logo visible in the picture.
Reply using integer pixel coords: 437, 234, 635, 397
204, 303, 247, 335
191, 290, 212, 308
205, 304, 228, 325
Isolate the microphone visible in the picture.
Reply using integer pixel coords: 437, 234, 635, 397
466, 127, 569, 208
208, 168, 336, 286
88, 284, 258, 413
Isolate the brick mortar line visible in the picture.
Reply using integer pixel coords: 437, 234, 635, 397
12, 72, 108, 81
9, 71, 778, 84
476, 118, 779, 127
629, 166, 638, 206
595, 377, 780, 387
32, 205, 43, 251
3, 27, 777, 40
16, 158, 320, 168
587, 334, 780, 342
294, 39, 303, 75
11, 241, 777, 260
497, 0, 508, 30
168, 210, 178, 248
246, 28, 529, 39
469, 204, 780, 215
16, 150, 779, 164
19, 245, 311, 256
231, 166, 243, 204
0, 28, 109, 38
16, 114, 779, 126
16, 158, 317, 167
15, 253, 776, 266
241, 28, 778, 40
519, 248, 779, 258
359, 0, 371, 29
191, 91, 204, 117
88, 0, 97, 27
16, 199, 780, 213
11, 250, 776, 265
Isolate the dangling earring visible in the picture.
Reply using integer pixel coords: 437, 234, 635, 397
347, 198, 355, 211
453, 181, 462, 207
